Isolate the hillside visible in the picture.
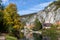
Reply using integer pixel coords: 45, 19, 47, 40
20, 13, 37, 24
20, 1, 60, 25
38, 1, 60, 24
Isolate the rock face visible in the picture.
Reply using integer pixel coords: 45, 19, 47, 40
20, 13, 37, 24
38, 1, 60, 24
20, 1, 60, 25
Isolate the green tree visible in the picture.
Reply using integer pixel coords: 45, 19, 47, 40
32, 18, 42, 31
32, 18, 42, 40
0, 0, 5, 33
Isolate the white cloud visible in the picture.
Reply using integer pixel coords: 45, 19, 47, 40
20, 1, 26, 6
2, 0, 8, 4
18, 1, 53, 15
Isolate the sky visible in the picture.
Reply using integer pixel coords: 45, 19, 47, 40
2, 0, 55, 15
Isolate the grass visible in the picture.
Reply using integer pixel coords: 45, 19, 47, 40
42, 29, 58, 40
6, 35, 17, 40
42, 25, 58, 40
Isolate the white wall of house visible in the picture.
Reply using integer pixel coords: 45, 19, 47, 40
43, 27, 51, 29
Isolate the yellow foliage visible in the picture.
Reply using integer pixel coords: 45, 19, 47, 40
13, 25, 20, 29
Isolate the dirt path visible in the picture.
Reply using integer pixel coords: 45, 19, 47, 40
0, 33, 6, 40
0, 36, 5, 40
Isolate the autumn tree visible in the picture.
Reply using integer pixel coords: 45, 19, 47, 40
4, 3, 23, 39
3, 4, 16, 33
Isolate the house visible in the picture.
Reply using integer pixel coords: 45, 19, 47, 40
55, 21, 60, 29
42, 23, 52, 29
55, 21, 60, 25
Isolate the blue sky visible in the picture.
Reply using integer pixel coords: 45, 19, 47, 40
2, 0, 55, 15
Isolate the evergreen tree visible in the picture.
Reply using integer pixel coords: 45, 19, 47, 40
32, 18, 42, 31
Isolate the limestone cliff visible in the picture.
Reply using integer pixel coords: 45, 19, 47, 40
20, 1, 60, 24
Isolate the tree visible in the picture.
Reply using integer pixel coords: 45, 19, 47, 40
4, 3, 23, 39
4, 3, 20, 32
32, 18, 42, 31
0, 0, 5, 33
3, 4, 16, 33
33, 18, 42, 40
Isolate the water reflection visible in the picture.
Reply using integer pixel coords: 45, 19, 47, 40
42, 36, 50, 40
21, 29, 42, 40
21, 23, 42, 40
23, 33, 42, 40
33, 33, 42, 40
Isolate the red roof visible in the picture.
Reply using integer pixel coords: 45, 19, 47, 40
56, 21, 60, 25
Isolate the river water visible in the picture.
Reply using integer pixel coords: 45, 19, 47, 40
21, 31, 42, 40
